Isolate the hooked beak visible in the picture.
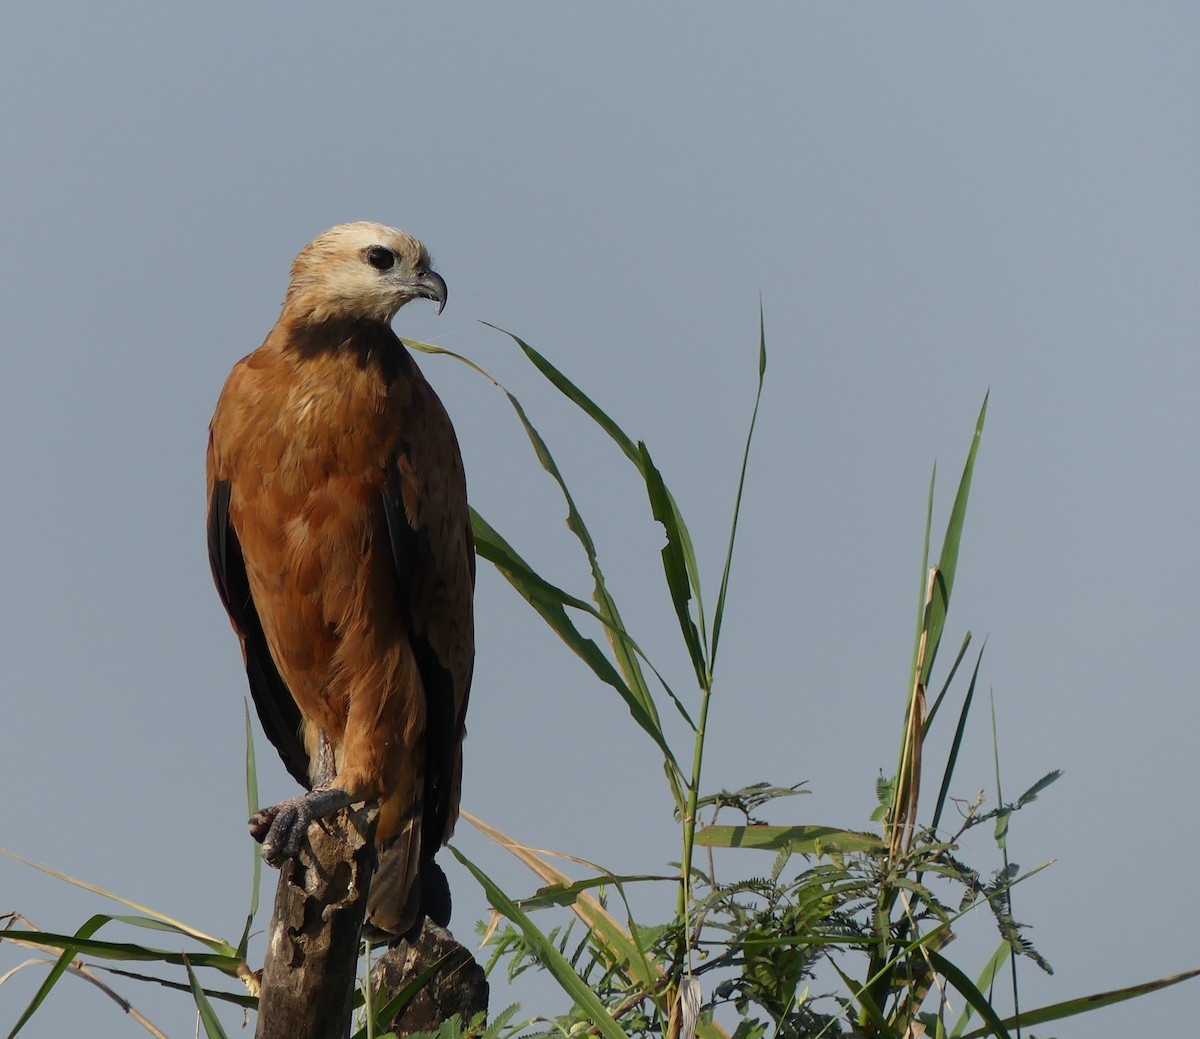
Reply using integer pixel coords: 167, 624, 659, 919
415, 269, 448, 315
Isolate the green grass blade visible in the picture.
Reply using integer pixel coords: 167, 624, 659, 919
496, 326, 711, 668
516, 873, 675, 911
907, 464, 936, 702
694, 824, 885, 854
930, 644, 986, 835
927, 951, 1013, 1039
0, 848, 227, 950
0, 931, 240, 973
495, 388, 670, 732
923, 394, 988, 684
486, 325, 641, 466
6, 914, 108, 1039
958, 967, 1200, 1038
239, 701, 261, 958
84, 965, 257, 1008
409, 332, 673, 734
449, 847, 631, 1039
183, 955, 230, 1039
639, 442, 708, 686
471, 509, 681, 774
923, 631, 972, 732
950, 942, 1012, 1037
711, 305, 767, 665
350, 954, 453, 1039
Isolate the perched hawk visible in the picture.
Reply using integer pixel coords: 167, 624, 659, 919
206, 222, 474, 937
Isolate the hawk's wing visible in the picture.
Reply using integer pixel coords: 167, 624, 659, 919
207, 477, 312, 788
379, 384, 475, 855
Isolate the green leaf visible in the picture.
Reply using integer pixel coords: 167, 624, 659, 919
470, 509, 681, 774
957, 966, 1200, 1038
927, 950, 1013, 1039
516, 874, 674, 911
923, 394, 988, 684
184, 955, 231, 1039
711, 305, 767, 666
239, 700, 261, 958
694, 824, 885, 854
449, 847, 631, 1039
1016, 770, 1063, 808
640, 442, 708, 687
0, 931, 240, 973
6, 914, 108, 1039
0, 848, 231, 953
351, 954, 454, 1039
930, 644, 986, 835
950, 943, 1012, 1037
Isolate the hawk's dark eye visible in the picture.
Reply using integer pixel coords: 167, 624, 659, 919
366, 246, 395, 271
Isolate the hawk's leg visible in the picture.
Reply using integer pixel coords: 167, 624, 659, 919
249, 730, 349, 866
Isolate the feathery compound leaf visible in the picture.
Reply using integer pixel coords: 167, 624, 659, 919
1016, 770, 1063, 808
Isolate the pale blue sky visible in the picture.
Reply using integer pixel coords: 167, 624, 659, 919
2, 4, 1197, 1035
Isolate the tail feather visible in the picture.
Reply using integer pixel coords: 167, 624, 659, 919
365, 817, 451, 941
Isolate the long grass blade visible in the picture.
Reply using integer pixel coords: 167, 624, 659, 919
239, 701, 261, 958
0, 931, 239, 973
350, 954, 453, 1039
957, 967, 1200, 1038
184, 956, 230, 1039
640, 442, 708, 686
463, 811, 730, 1039
471, 509, 681, 773
711, 305, 767, 665
930, 644, 986, 836
449, 847, 632, 1039
6, 914, 107, 1039
493, 326, 711, 668
927, 951, 1013, 1039
693, 824, 885, 854
923, 393, 988, 684
950, 942, 1012, 1037
0, 849, 228, 952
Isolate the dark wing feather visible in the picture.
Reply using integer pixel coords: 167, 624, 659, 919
381, 457, 462, 851
208, 479, 311, 788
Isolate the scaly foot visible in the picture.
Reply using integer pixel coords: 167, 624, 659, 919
248, 788, 352, 866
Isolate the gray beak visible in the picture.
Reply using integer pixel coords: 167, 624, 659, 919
417, 270, 448, 314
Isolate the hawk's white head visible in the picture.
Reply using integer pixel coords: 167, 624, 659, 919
284, 222, 447, 325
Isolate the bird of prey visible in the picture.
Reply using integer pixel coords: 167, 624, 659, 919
206, 222, 474, 938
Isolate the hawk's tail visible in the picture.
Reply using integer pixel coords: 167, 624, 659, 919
364, 816, 451, 942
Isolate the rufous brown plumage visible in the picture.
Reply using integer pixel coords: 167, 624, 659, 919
206, 222, 473, 937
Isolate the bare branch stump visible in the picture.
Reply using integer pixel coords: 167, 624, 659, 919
255, 806, 378, 1039
372, 923, 489, 1036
